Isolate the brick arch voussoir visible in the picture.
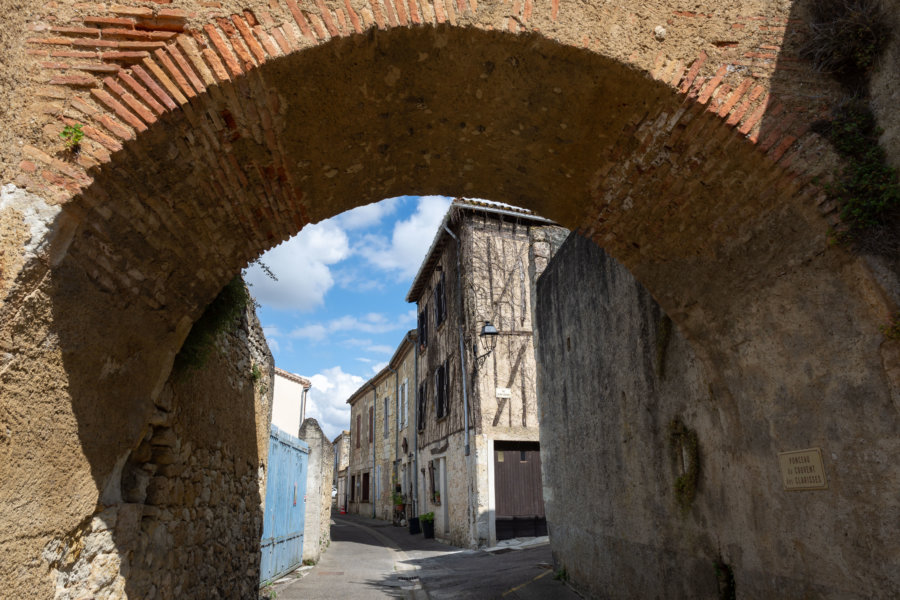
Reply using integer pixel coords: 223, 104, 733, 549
20, 0, 834, 223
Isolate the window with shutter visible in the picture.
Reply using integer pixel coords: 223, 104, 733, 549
417, 382, 427, 431
416, 309, 428, 350
402, 380, 408, 428
417, 308, 426, 349
435, 363, 448, 419
384, 396, 389, 438
439, 271, 447, 324
443, 358, 450, 417
433, 271, 447, 327
356, 414, 361, 448
369, 406, 374, 445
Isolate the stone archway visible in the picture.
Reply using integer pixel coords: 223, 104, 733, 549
1, 0, 898, 597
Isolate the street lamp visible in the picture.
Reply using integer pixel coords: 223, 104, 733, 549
473, 320, 499, 369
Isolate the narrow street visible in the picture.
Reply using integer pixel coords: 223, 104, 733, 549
270, 514, 581, 600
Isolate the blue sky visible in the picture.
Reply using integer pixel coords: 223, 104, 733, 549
244, 195, 452, 440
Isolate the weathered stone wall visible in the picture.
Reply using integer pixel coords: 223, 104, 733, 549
535, 233, 900, 599
299, 418, 333, 564
40, 297, 274, 600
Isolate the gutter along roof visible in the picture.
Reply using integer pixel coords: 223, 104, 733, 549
404, 198, 557, 304
274, 367, 312, 388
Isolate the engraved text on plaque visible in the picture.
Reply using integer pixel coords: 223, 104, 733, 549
778, 448, 828, 491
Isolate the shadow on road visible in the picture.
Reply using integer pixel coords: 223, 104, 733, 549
332, 514, 579, 599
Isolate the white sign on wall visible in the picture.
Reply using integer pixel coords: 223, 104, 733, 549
496, 387, 512, 398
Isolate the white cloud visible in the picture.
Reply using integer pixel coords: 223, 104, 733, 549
288, 323, 329, 341
371, 361, 388, 374
343, 338, 394, 355
333, 267, 385, 293
244, 219, 350, 311
334, 197, 400, 230
356, 195, 452, 280
288, 311, 414, 341
305, 366, 366, 440
366, 345, 394, 355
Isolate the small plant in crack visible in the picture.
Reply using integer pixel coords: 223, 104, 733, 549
881, 313, 900, 340
812, 100, 900, 256
59, 124, 84, 152
800, 0, 891, 88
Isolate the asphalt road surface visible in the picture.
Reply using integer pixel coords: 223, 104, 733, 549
271, 514, 581, 600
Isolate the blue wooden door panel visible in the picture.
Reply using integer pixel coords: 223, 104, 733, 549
260, 425, 309, 585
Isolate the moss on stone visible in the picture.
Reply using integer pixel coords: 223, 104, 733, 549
173, 276, 250, 376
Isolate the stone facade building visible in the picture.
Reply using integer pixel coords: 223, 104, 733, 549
332, 430, 350, 511
346, 331, 417, 521
406, 199, 567, 547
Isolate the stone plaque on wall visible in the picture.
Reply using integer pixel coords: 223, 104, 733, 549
778, 448, 828, 491
496, 387, 512, 398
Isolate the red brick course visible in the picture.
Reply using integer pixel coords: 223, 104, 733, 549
16, 0, 833, 245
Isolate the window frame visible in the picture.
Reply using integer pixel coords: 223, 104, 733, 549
417, 381, 427, 431
401, 379, 408, 428
435, 358, 450, 420
434, 271, 447, 327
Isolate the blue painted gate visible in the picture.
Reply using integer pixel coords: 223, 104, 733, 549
260, 425, 309, 584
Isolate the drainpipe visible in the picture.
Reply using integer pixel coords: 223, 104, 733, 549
388, 364, 399, 492
368, 381, 377, 518
412, 331, 420, 516
300, 384, 309, 425
442, 224, 471, 456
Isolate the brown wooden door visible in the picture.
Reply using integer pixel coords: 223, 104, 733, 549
494, 441, 546, 539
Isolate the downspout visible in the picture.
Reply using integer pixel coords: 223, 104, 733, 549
300, 384, 309, 425
412, 332, 420, 516
388, 365, 399, 493
368, 381, 377, 519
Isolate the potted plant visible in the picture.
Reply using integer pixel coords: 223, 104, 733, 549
392, 491, 404, 508
420, 512, 435, 538
408, 514, 421, 535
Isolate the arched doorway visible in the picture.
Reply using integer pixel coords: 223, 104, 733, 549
2, 4, 898, 597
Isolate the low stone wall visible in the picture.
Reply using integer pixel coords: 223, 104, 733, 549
43, 301, 274, 599
535, 233, 900, 599
299, 418, 334, 564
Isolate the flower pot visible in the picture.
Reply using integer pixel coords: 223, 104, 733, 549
422, 520, 435, 539
408, 517, 421, 535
